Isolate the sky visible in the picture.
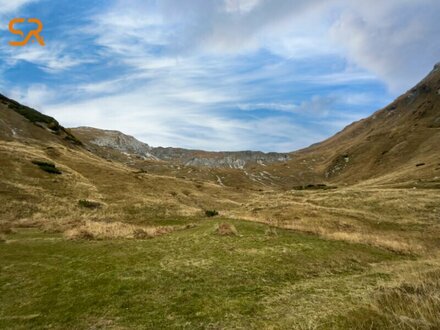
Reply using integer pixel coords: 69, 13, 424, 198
0, 0, 439, 152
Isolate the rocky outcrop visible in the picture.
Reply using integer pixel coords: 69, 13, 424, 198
71, 127, 157, 160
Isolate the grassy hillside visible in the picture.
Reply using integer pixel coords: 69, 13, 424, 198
1, 137, 440, 328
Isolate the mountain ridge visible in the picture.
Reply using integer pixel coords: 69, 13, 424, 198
71, 126, 291, 169
1, 63, 439, 187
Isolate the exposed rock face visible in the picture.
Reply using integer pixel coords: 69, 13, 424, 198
72, 127, 157, 160
91, 132, 156, 160
71, 128, 290, 168
151, 148, 290, 168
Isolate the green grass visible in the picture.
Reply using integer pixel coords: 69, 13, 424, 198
0, 220, 402, 329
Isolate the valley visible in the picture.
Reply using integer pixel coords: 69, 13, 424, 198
1, 64, 440, 329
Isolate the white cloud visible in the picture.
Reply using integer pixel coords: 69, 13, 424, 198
89, 0, 440, 92
330, 0, 440, 92
237, 95, 336, 117
0, 0, 38, 14
7, 84, 55, 110
3, 43, 91, 72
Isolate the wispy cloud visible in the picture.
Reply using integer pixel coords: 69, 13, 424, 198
3, 43, 92, 72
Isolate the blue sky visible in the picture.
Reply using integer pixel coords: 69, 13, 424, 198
0, 0, 439, 152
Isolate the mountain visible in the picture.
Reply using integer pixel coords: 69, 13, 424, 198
273, 62, 440, 186
71, 127, 290, 169
1, 63, 439, 189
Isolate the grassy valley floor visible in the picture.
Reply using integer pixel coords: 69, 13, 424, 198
2, 219, 439, 329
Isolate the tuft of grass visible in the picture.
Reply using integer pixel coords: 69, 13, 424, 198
31, 160, 62, 174
215, 222, 238, 236
265, 226, 278, 237
205, 210, 219, 217
78, 199, 102, 209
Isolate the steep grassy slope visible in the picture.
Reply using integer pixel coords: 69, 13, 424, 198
0, 140, 246, 228
0, 94, 81, 145
263, 64, 440, 186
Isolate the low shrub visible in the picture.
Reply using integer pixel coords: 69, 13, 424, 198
31, 160, 62, 174
205, 210, 219, 217
0, 222, 14, 234
78, 199, 102, 209
292, 184, 337, 191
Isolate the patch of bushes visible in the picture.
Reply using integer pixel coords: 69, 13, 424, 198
31, 160, 62, 174
205, 210, 219, 217
78, 199, 102, 209
292, 184, 337, 191
64, 132, 83, 145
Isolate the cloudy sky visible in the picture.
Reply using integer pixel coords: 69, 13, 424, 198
0, 0, 439, 151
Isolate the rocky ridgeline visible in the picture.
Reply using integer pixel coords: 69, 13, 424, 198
92, 133, 157, 160
152, 149, 290, 168
73, 127, 290, 168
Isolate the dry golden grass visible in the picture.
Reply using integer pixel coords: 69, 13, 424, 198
337, 258, 440, 329
371, 271, 440, 329
284, 223, 423, 255
1, 139, 439, 255
64, 220, 195, 240
227, 187, 440, 255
